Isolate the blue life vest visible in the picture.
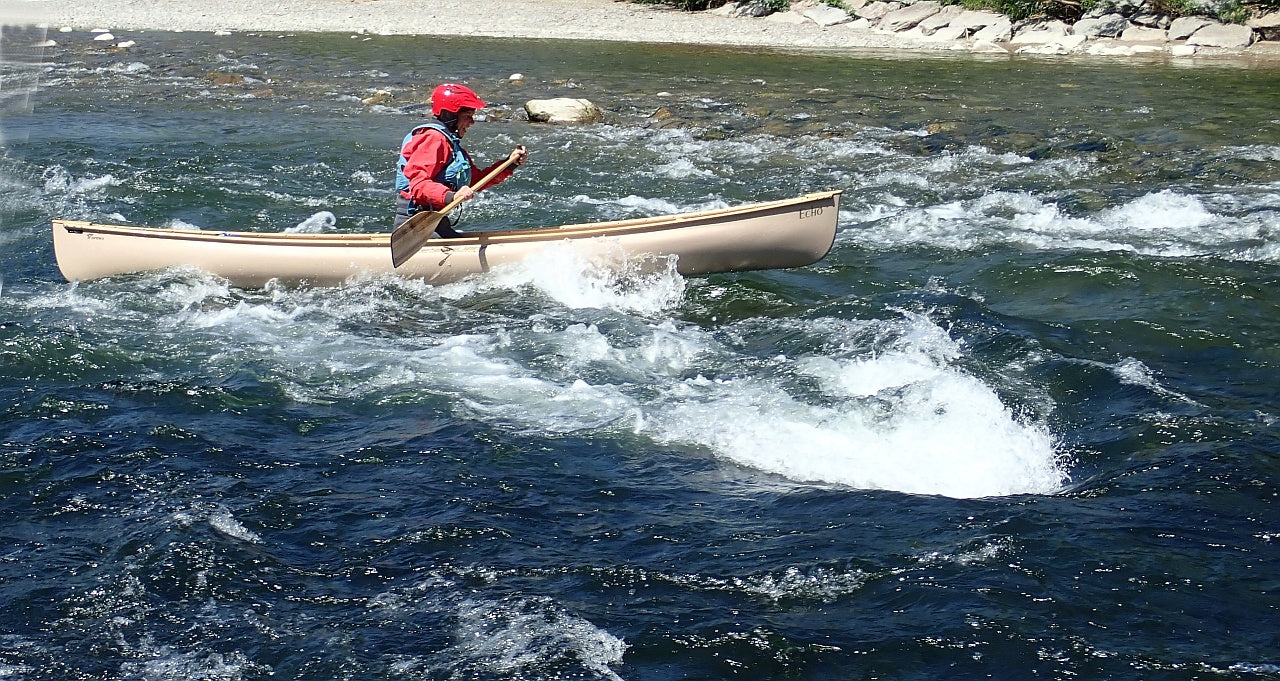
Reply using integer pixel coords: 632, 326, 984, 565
395, 121, 472, 197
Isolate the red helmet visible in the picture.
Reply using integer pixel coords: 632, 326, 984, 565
430, 83, 486, 116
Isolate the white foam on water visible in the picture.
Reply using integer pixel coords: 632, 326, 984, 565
28, 223, 1065, 499
449, 596, 627, 681
171, 503, 262, 544
257, 189, 330, 208
1077, 356, 1199, 405
0, 661, 33, 678
162, 217, 205, 230
647, 364, 1061, 498
207, 507, 263, 544
852, 186, 1277, 259
453, 239, 687, 316
915, 538, 1012, 567
652, 156, 719, 180
119, 649, 271, 680
724, 565, 870, 603
284, 211, 337, 233
105, 267, 1063, 498
373, 577, 627, 680
1229, 663, 1280, 675
100, 61, 150, 74
211, 53, 259, 71
41, 166, 118, 196
1221, 144, 1280, 162
1099, 189, 1215, 232
924, 146, 1034, 174
637, 314, 1064, 498
384, 300, 1062, 497
399, 333, 637, 433
565, 192, 731, 222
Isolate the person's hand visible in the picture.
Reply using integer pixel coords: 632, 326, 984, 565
454, 185, 476, 203
509, 145, 528, 167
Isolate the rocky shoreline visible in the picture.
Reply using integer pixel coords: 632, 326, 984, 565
732, 0, 1280, 57
8, 0, 1280, 63
728, 0, 1280, 59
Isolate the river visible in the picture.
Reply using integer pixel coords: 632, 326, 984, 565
2, 28, 1279, 680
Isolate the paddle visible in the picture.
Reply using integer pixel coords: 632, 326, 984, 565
390, 155, 518, 268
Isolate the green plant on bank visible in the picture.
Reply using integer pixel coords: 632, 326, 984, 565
630, 0, 1277, 23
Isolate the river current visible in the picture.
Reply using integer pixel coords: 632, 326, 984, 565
1, 27, 1279, 680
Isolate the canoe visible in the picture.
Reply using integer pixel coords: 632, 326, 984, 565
52, 190, 842, 288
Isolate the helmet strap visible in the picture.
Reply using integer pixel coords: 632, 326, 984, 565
436, 110, 460, 133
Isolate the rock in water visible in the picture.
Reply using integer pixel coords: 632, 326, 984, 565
524, 98, 603, 124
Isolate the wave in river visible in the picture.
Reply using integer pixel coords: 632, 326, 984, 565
16, 241, 1068, 499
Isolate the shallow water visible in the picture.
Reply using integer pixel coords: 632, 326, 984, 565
2, 28, 1279, 680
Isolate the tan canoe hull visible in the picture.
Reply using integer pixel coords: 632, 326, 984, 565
52, 190, 841, 288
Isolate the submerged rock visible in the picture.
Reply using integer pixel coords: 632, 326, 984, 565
205, 72, 244, 86
361, 90, 393, 105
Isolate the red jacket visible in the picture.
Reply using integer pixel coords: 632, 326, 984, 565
399, 128, 514, 210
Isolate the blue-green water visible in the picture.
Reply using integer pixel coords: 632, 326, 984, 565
2, 27, 1279, 679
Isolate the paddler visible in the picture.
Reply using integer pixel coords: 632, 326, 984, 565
394, 82, 528, 235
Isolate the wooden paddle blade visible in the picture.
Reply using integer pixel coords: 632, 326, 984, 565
390, 210, 444, 267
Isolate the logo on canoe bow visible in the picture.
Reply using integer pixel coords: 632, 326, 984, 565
798, 207, 824, 219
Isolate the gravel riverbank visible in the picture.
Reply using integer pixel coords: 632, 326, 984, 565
8, 0, 1280, 63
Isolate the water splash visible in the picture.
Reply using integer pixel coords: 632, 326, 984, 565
285, 211, 338, 233
851, 184, 1280, 260
457, 241, 687, 316
372, 576, 627, 680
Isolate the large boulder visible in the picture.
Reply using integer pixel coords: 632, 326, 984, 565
710, 0, 777, 18
1248, 11, 1280, 40
1083, 0, 1145, 17
1015, 34, 1087, 53
765, 9, 810, 23
802, 4, 852, 26
1072, 13, 1130, 37
971, 39, 1010, 52
879, 1, 942, 32
1167, 16, 1212, 39
524, 98, 603, 124
1131, 13, 1172, 28
915, 5, 962, 34
971, 16, 1014, 42
1010, 19, 1070, 44
1186, 22, 1255, 47
925, 23, 971, 41
1119, 25, 1168, 41
856, 1, 902, 21
953, 9, 1004, 32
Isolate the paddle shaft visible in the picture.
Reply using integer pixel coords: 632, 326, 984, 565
432, 154, 518, 217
